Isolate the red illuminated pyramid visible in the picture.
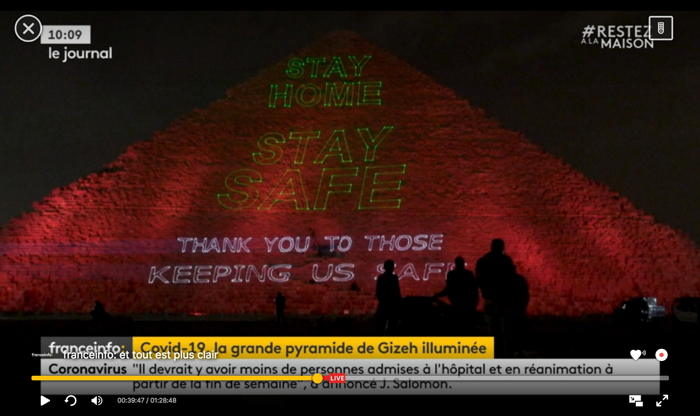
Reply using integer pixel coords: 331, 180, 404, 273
1, 32, 698, 316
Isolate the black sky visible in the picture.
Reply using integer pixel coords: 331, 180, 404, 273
1, 11, 698, 243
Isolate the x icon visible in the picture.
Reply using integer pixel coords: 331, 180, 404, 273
14, 14, 42, 42
22, 22, 35, 35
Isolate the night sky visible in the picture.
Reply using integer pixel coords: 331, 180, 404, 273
1, 11, 699, 243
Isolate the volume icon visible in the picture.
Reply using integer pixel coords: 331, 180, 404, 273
91, 396, 103, 406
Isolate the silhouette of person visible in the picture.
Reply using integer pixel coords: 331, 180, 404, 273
434, 256, 479, 330
476, 238, 517, 355
90, 301, 110, 321
274, 292, 286, 324
504, 273, 529, 318
502, 272, 529, 356
375, 259, 401, 334
476, 239, 516, 315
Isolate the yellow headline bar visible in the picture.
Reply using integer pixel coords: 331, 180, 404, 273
132, 336, 493, 359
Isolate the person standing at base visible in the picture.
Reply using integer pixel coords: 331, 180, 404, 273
476, 238, 516, 355
434, 256, 479, 332
502, 272, 529, 356
90, 300, 111, 321
375, 259, 401, 334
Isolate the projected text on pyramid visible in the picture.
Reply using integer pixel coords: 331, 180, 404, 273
268, 55, 381, 108
218, 52, 407, 211
218, 124, 407, 210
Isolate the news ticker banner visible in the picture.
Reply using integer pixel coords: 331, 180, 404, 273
35, 337, 664, 395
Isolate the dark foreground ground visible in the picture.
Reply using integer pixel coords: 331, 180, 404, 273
4, 313, 698, 411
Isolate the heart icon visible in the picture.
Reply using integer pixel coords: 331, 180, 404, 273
630, 350, 642, 360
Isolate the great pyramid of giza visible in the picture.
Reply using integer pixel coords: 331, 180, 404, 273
1, 32, 698, 316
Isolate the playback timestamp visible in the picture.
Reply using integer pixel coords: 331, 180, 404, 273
116, 396, 178, 405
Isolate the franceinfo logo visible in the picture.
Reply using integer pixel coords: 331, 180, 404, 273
580, 16, 674, 49
40, 337, 131, 357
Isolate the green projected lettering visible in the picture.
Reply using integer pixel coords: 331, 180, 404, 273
357, 125, 394, 162
268, 81, 383, 109
284, 55, 372, 79
218, 164, 405, 211
358, 164, 407, 210
324, 82, 357, 107
313, 129, 353, 164
323, 56, 349, 78
284, 57, 305, 79
268, 84, 294, 108
218, 52, 410, 211
217, 168, 263, 210
252, 126, 395, 165
347, 55, 372, 76
294, 83, 323, 107
288, 131, 321, 164
313, 167, 359, 210
257, 169, 310, 211
269, 55, 381, 109
252, 132, 285, 165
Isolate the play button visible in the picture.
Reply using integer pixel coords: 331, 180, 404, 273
40, 395, 50, 406
14, 14, 42, 43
